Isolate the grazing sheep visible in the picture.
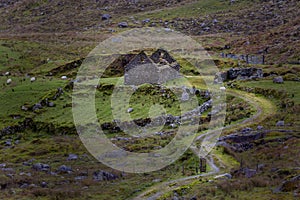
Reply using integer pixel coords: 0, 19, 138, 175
61, 76, 68, 80
220, 86, 226, 91
30, 77, 36, 82
4, 72, 10, 76
6, 79, 12, 85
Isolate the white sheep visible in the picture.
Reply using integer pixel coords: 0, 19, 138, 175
30, 77, 36, 82
61, 76, 68, 80
6, 79, 12, 85
4, 72, 10, 76
220, 86, 226, 91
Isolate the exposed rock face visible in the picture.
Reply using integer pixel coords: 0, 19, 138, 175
93, 170, 118, 181
214, 67, 263, 83
273, 76, 284, 84
217, 129, 266, 152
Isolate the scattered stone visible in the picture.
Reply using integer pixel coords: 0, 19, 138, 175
67, 154, 78, 161
118, 22, 128, 28
244, 168, 257, 178
41, 182, 48, 188
21, 105, 29, 111
257, 125, 264, 130
1, 168, 14, 172
20, 183, 29, 189
19, 172, 32, 177
102, 14, 111, 20
32, 163, 50, 172
127, 108, 134, 113
274, 175, 300, 193
93, 170, 118, 181
276, 120, 285, 126
0, 163, 6, 168
152, 179, 161, 183
4, 139, 12, 146
75, 176, 87, 181
142, 18, 151, 23
273, 76, 284, 84
57, 165, 72, 173
32, 103, 43, 111
242, 127, 253, 133
47, 102, 55, 107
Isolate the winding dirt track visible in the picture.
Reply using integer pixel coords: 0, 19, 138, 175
133, 89, 276, 200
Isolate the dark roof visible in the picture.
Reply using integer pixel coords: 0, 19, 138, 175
124, 51, 155, 72
150, 49, 176, 64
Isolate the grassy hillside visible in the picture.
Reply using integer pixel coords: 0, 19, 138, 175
0, 0, 299, 199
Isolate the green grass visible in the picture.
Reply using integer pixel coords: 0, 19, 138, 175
135, 0, 254, 21
238, 80, 300, 104
0, 77, 67, 129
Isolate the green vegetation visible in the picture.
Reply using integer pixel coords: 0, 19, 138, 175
135, 0, 254, 20
0, 0, 299, 199
238, 80, 300, 104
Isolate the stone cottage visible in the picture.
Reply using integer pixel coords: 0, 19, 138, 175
124, 49, 181, 85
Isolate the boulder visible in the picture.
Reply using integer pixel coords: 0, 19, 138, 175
41, 182, 48, 188
257, 125, 264, 130
21, 105, 29, 111
57, 165, 72, 173
93, 170, 118, 181
32, 163, 50, 172
118, 22, 128, 28
32, 103, 43, 111
47, 102, 55, 107
276, 120, 285, 126
102, 14, 111, 20
273, 76, 284, 84
127, 108, 134, 113
244, 168, 257, 178
4, 139, 12, 146
142, 18, 151, 23
67, 154, 78, 161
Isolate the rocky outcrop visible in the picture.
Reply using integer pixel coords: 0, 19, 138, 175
217, 129, 267, 152
273, 76, 284, 84
215, 67, 263, 83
